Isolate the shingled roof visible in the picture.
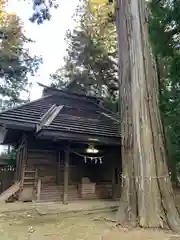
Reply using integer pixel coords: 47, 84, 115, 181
0, 86, 120, 144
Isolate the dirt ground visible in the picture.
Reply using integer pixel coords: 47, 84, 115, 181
0, 210, 179, 240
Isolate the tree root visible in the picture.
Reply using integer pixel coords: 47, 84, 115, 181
92, 216, 125, 228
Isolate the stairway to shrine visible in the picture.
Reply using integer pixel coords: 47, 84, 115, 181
39, 183, 80, 202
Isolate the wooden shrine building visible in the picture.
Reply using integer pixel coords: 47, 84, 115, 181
0, 84, 121, 202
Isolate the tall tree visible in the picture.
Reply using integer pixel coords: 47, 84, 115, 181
50, 0, 118, 100
0, 1, 42, 109
116, 0, 180, 231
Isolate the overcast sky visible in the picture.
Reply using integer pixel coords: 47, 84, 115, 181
7, 0, 79, 100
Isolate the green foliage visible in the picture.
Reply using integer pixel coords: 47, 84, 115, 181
0, 149, 16, 165
29, 0, 58, 24
149, 0, 180, 174
50, 0, 118, 101
0, 2, 42, 109
3, 150, 16, 165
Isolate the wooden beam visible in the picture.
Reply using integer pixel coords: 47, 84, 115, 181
36, 105, 56, 132
38, 130, 120, 145
36, 105, 64, 133
63, 147, 69, 204
101, 112, 120, 123
0, 182, 20, 202
0, 120, 34, 131
44, 105, 64, 127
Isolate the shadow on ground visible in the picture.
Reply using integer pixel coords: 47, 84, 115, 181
0, 210, 179, 240
0, 191, 180, 240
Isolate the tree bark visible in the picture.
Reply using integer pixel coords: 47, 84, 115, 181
116, 0, 180, 231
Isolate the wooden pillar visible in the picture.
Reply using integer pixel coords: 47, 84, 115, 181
63, 147, 69, 204
112, 167, 116, 200
18, 136, 27, 182
20, 147, 25, 181
18, 148, 23, 181
37, 179, 41, 201
23, 138, 28, 167
15, 151, 20, 181
56, 150, 61, 185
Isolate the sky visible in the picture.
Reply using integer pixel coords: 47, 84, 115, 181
7, 0, 80, 100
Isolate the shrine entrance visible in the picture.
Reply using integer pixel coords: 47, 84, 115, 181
66, 144, 121, 201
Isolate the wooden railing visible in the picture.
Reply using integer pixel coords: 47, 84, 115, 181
0, 181, 20, 201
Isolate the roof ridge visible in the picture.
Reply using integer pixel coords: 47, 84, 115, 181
38, 82, 102, 101
0, 95, 52, 116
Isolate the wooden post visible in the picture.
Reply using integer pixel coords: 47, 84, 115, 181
112, 167, 116, 200
19, 136, 27, 182
20, 148, 25, 181
18, 149, 23, 181
37, 179, 41, 201
22, 137, 28, 170
15, 151, 20, 181
63, 147, 69, 204
56, 150, 61, 185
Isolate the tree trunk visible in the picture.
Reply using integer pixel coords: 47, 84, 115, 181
116, 0, 180, 231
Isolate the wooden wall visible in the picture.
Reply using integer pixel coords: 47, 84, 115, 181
26, 148, 119, 184
27, 148, 57, 184
0, 170, 14, 193
23, 139, 121, 201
